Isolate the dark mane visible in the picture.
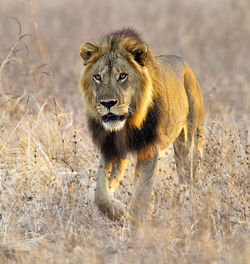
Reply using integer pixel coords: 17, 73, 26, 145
87, 102, 161, 161
107, 28, 144, 43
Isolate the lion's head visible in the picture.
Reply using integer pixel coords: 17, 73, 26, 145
79, 29, 155, 132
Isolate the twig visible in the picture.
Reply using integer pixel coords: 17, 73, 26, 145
31, 0, 46, 63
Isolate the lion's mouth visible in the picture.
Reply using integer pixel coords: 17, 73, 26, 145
102, 113, 127, 123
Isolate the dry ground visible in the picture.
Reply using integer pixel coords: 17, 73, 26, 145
0, 0, 249, 263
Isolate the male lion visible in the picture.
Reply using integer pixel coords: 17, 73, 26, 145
79, 28, 204, 225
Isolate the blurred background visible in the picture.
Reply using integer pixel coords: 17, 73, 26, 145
0, 0, 249, 122
0, 2, 249, 262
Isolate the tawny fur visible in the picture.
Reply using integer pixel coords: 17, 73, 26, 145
79, 28, 204, 225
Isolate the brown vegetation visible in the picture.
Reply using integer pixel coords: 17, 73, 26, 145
0, 0, 249, 263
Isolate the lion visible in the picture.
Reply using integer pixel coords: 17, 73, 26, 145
79, 28, 204, 225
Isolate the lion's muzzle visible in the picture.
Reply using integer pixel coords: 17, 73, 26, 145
96, 99, 129, 131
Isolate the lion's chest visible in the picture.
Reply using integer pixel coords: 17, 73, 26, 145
88, 103, 160, 160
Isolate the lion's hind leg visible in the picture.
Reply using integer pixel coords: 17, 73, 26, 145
174, 121, 203, 183
173, 120, 203, 183
173, 123, 190, 183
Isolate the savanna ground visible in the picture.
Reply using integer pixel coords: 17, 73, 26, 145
0, 0, 249, 263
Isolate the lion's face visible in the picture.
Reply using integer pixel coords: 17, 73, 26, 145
89, 52, 136, 132
80, 37, 153, 132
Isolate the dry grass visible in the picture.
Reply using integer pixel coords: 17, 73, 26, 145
0, 0, 249, 263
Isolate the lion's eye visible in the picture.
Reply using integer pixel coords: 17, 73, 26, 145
93, 74, 101, 82
119, 73, 128, 82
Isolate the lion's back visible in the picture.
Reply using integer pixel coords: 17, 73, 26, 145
156, 55, 186, 80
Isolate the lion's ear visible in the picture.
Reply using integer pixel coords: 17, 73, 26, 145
80, 42, 98, 65
126, 42, 148, 66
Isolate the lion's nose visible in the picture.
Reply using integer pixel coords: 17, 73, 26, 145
100, 100, 117, 109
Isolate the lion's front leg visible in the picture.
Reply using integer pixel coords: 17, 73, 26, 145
129, 151, 159, 227
108, 158, 127, 195
95, 157, 127, 221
